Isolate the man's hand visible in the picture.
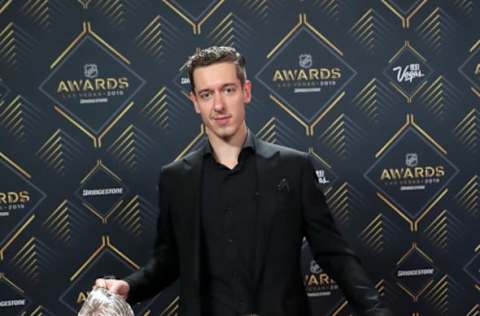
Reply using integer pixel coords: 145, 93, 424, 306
94, 278, 130, 300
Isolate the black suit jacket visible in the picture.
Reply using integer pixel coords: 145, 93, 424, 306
125, 137, 392, 316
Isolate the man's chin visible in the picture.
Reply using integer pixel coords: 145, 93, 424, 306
208, 127, 235, 140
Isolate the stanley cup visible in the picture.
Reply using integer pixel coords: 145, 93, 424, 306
78, 286, 134, 316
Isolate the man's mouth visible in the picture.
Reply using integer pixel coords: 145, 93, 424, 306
214, 116, 231, 125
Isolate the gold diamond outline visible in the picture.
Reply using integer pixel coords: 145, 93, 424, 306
78, 160, 126, 223
381, 0, 428, 28
0, 0, 11, 14
331, 299, 348, 316
459, 39, 480, 97
59, 237, 135, 311
50, 22, 129, 69
396, 242, 435, 302
386, 41, 431, 103
463, 244, 480, 288
375, 114, 446, 158
0, 272, 24, 293
70, 235, 139, 281
472, 87, 480, 99
264, 14, 348, 135
30, 305, 46, 316
142, 295, 179, 316
372, 114, 452, 231
0, 152, 31, 179
48, 22, 136, 148
0, 152, 43, 260
470, 39, 480, 53
0, 215, 35, 261
174, 124, 205, 161
162, 0, 225, 34
77, 0, 91, 10
326, 280, 383, 316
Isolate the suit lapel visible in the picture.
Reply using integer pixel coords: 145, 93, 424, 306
253, 139, 280, 288
181, 149, 204, 294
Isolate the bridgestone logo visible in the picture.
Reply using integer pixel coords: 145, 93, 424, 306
397, 269, 434, 277
82, 188, 123, 196
0, 299, 26, 307
80, 98, 108, 104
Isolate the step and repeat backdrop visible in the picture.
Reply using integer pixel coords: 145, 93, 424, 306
0, 0, 478, 315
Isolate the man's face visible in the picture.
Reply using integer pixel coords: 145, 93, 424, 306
190, 62, 251, 141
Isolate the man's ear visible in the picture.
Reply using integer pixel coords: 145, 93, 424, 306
243, 80, 252, 104
190, 92, 200, 113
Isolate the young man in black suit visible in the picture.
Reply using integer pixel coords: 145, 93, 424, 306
95, 46, 392, 316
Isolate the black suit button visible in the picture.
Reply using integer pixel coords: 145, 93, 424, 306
228, 238, 233, 243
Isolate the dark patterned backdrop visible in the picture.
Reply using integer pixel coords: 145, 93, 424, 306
0, 0, 478, 315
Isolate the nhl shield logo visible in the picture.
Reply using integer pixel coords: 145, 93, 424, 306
310, 260, 321, 274
84, 64, 99, 79
405, 153, 418, 167
299, 54, 313, 69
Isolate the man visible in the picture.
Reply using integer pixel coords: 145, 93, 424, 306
95, 46, 392, 316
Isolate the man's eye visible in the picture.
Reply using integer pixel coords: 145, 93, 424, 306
223, 87, 236, 95
199, 92, 212, 100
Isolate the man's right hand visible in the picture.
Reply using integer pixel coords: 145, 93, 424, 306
94, 278, 130, 300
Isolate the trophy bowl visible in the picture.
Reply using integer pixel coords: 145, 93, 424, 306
78, 286, 134, 316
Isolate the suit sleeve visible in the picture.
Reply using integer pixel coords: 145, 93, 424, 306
123, 168, 179, 304
301, 154, 393, 316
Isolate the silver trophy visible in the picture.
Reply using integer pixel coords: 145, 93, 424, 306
78, 286, 134, 316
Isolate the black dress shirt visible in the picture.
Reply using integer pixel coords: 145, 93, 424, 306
201, 131, 259, 315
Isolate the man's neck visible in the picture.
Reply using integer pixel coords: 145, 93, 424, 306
207, 125, 248, 169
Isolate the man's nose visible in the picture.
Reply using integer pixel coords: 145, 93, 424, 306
213, 92, 225, 112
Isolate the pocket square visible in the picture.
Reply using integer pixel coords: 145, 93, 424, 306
276, 178, 290, 193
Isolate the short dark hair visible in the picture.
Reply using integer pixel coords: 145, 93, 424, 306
185, 46, 247, 92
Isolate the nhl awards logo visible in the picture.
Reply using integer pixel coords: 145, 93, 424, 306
304, 260, 339, 297
0, 191, 30, 216
255, 25, 356, 123
0, 155, 46, 248
39, 26, 145, 134
271, 53, 341, 93
55, 64, 129, 104
364, 125, 458, 219
379, 153, 445, 190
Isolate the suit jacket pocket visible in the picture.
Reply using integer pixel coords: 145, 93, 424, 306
274, 189, 297, 213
